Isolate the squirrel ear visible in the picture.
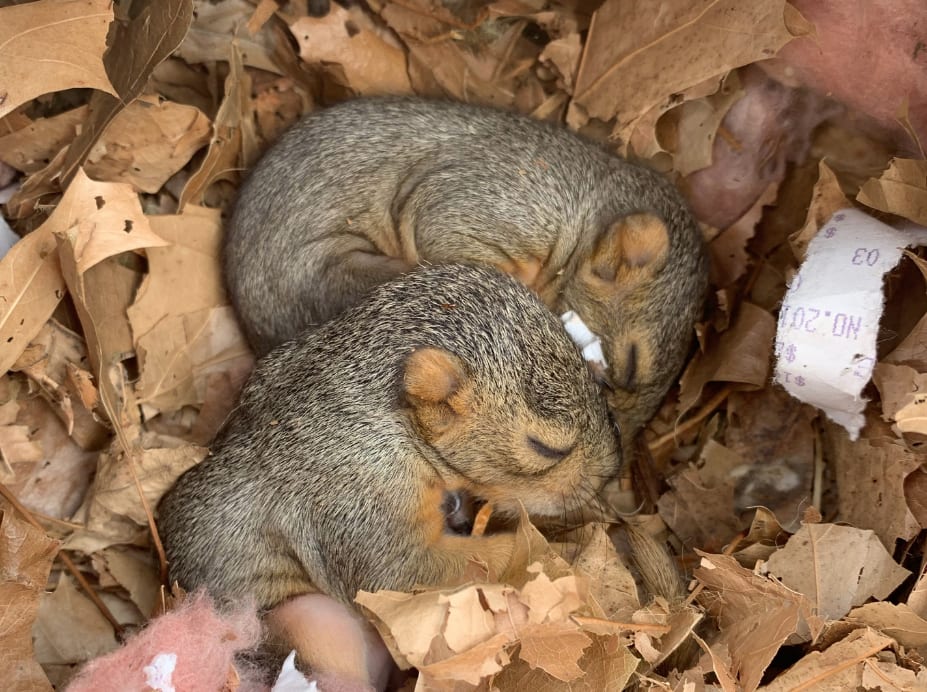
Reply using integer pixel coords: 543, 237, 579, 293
403, 348, 471, 437
586, 212, 670, 283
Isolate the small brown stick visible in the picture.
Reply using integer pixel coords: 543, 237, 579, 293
0, 481, 125, 638
647, 385, 735, 454
123, 451, 169, 585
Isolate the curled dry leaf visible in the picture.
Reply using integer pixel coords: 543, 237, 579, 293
0, 169, 162, 378
58, 0, 194, 188
765, 523, 910, 623
694, 552, 814, 691
857, 158, 927, 227
788, 161, 849, 263
179, 42, 253, 209
291, 5, 412, 96
0, 0, 116, 120
0, 510, 59, 692
678, 302, 776, 414
571, 0, 800, 127
357, 518, 639, 688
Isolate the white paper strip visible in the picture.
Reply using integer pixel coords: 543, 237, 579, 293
774, 208, 927, 439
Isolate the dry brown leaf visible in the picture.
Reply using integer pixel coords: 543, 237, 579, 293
291, 6, 412, 96
873, 362, 927, 441
569, 524, 639, 620
517, 622, 591, 682
97, 547, 161, 619
908, 566, 927, 620
539, 34, 582, 92
32, 574, 119, 672
55, 170, 168, 276
65, 436, 207, 554
0, 380, 98, 520
858, 158, 927, 226
823, 417, 921, 550
379, 1, 529, 107
490, 633, 637, 692
179, 42, 253, 209
176, 0, 280, 73
12, 320, 108, 451
657, 460, 744, 554
678, 302, 776, 414
731, 507, 789, 567
0, 230, 66, 376
53, 171, 166, 434
58, 0, 194, 188
0, 0, 116, 120
846, 602, 927, 652
788, 161, 850, 263
0, 400, 43, 479
0, 168, 162, 376
694, 552, 810, 691
765, 523, 910, 623
758, 627, 895, 691
85, 96, 211, 193
666, 71, 744, 176
127, 206, 253, 416
0, 510, 59, 692
0, 109, 86, 174
906, 467, 927, 532
571, 0, 799, 127
709, 182, 778, 287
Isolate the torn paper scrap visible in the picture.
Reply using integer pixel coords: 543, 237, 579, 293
774, 209, 927, 439
561, 310, 607, 371
271, 650, 318, 692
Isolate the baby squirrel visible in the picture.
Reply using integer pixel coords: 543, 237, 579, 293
225, 97, 708, 439
158, 262, 619, 609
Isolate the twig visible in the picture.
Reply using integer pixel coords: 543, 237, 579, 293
0, 481, 125, 639
647, 385, 734, 454
124, 451, 169, 585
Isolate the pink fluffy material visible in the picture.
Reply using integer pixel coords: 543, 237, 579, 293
772, 0, 927, 151
66, 591, 263, 692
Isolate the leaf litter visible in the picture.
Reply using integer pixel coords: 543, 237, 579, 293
0, 0, 926, 689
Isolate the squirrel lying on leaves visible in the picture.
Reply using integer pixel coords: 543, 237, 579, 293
225, 97, 708, 440
157, 264, 620, 685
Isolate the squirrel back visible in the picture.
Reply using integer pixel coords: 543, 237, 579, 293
225, 97, 708, 437
158, 263, 620, 608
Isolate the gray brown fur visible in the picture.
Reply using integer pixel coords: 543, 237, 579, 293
225, 97, 708, 437
158, 264, 620, 607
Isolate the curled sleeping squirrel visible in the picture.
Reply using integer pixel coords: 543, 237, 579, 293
158, 264, 621, 686
224, 97, 709, 441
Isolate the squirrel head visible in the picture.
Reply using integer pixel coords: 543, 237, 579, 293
400, 303, 620, 521
565, 211, 707, 435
